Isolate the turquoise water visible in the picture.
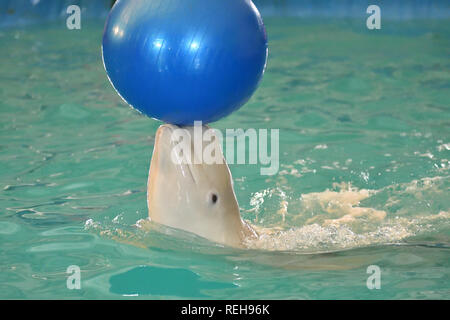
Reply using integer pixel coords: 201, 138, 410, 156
0, 18, 449, 299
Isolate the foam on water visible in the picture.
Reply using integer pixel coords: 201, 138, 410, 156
244, 176, 449, 251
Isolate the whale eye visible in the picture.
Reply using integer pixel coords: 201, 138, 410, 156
211, 193, 218, 204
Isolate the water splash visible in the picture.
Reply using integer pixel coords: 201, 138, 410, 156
244, 177, 450, 251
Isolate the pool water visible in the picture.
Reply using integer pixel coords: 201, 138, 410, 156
0, 17, 449, 299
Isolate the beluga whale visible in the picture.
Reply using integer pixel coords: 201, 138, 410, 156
147, 124, 257, 248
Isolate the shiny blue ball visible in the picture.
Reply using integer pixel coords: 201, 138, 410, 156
102, 0, 268, 125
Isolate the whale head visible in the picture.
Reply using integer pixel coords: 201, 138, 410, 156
147, 124, 255, 247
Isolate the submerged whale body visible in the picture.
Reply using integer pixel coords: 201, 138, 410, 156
147, 124, 257, 247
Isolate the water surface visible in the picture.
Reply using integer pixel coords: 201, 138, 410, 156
0, 18, 449, 299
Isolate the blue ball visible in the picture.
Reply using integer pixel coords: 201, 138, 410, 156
102, 0, 268, 125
